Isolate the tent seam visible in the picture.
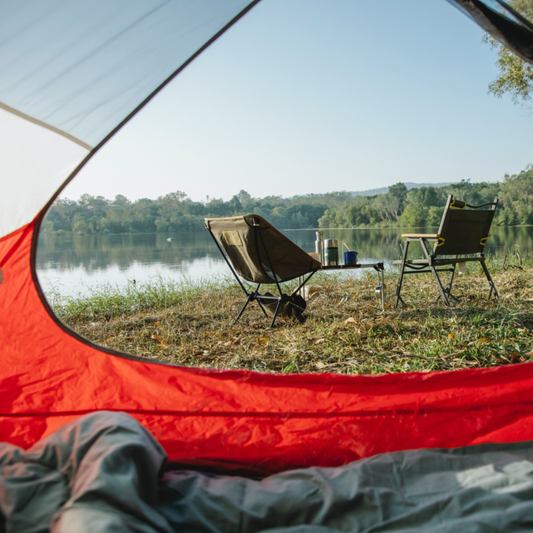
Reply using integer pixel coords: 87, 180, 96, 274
0, 101, 93, 150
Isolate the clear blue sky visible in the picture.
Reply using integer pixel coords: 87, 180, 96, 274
62, 0, 532, 202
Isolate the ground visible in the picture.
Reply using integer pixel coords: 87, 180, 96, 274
51, 258, 533, 375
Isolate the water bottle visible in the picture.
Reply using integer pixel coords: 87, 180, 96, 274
315, 231, 324, 263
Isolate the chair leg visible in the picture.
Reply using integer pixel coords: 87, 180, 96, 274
441, 265, 461, 303
394, 243, 410, 308
444, 265, 455, 294
270, 300, 283, 328
252, 284, 270, 318
234, 294, 254, 324
235, 284, 275, 323
480, 259, 499, 300
291, 270, 317, 297
376, 268, 385, 311
256, 300, 270, 318
430, 266, 451, 306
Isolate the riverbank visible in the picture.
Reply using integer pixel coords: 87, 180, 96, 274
42, 222, 533, 236
48, 257, 533, 375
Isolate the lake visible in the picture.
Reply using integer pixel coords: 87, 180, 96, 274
36, 226, 533, 297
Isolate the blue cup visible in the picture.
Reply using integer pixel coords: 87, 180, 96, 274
344, 251, 358, 266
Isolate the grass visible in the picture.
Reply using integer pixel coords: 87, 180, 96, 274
46, 256, 533, 375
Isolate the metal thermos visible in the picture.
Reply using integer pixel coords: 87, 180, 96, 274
323, 239, 339, 266
315, 231, 324, 263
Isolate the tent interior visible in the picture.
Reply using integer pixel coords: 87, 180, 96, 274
2, 0, 533, 531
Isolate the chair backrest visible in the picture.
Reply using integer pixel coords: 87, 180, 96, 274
435, 195, 498, 257
205, 215, 321, 284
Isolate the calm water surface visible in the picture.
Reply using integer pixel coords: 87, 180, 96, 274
36, 227, 533, 296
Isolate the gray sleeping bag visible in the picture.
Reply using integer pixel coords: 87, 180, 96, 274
2, 411, 533, 533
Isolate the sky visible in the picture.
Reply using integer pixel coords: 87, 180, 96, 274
61, 0, 533, 203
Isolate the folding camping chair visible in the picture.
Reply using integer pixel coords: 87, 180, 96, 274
393, 195, 499, 308
205, 215, 322, 327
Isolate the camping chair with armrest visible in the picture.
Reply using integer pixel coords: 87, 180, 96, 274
393, 195, 499, 308
205, 215, 322, 327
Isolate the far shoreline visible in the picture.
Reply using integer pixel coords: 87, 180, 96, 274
39, 223, 533, 237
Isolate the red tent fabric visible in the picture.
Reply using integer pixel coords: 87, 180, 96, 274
3, 220, 533, 475
2, 0, 533, 476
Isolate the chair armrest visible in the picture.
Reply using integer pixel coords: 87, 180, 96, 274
401, 234, 439, 239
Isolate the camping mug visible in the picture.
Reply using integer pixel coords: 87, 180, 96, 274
344, 251, 358, 266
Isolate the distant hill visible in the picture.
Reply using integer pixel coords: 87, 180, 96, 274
350, 182, 453, 197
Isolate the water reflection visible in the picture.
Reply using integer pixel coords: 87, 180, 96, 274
37, 232, 215, 272
36, 226, 532, 296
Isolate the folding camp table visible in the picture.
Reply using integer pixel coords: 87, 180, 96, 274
319, 262, 386, 311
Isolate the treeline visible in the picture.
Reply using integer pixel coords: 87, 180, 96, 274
42, 190, 330, 235
319, 166, 533, 228
42, 165, 533, 235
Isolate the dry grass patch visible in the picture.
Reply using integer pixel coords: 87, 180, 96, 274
50, 260, 533, 375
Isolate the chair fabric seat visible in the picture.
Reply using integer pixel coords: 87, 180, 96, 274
205, 214, 321, 327
206, 215, 321, 284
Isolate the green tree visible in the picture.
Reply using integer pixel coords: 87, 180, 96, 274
400, 205, 427, 227
484, 0, 533, 105
100, 194, 131, 234
130, 198, 158, 233
406, 186, 442, 208
237, 190, 253, 210
427, 206, 444, 227
155, 191, 189, 232
72, 219, 92, 235
318, 209, 336, 228
373, 182, 408, 222
388, 182, 408, 208
499, 165, 533, 224
42, 220, 55, 233
44, 197, 80, 232
374, 193, 401, 222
